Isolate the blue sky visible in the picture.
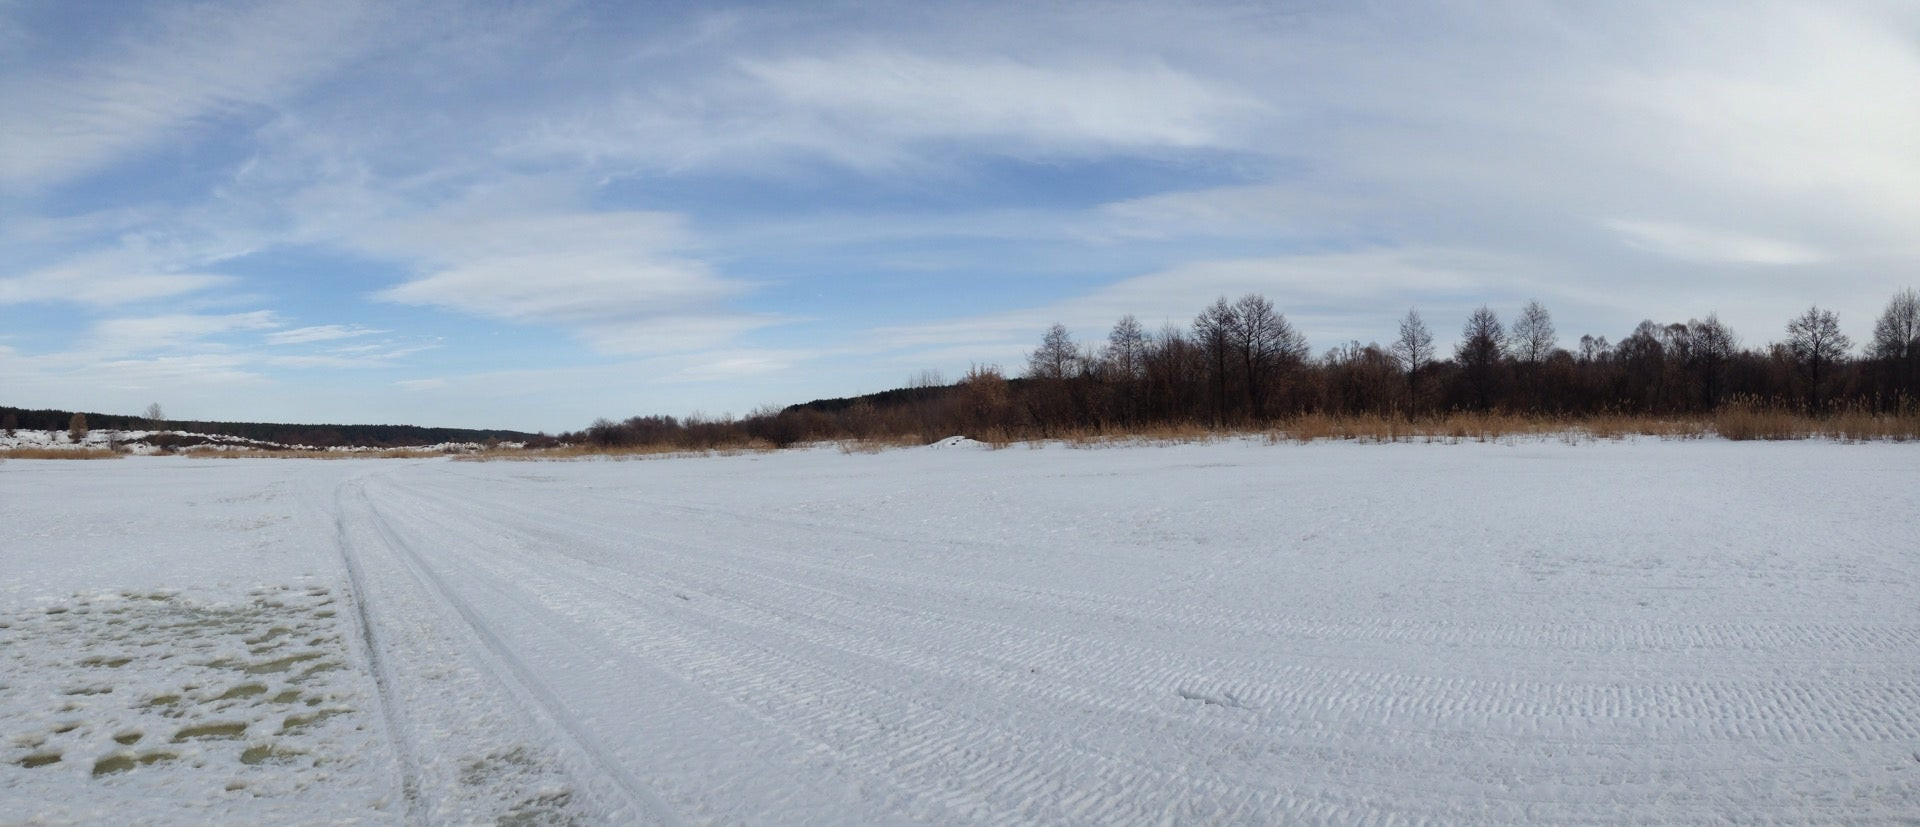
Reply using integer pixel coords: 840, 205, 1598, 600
3, 0, 1917, 432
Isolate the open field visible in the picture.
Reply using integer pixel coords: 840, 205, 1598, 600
3, 438, 1917, 823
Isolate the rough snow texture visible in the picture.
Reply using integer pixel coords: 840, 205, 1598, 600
3, 439, 1918, 823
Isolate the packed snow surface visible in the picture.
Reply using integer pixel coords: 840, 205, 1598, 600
3, 439, 1917, 823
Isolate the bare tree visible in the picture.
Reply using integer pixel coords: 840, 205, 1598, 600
1392, 308, 1434, 410
1616, 321, 1668, 412
144, 402, 166, 431
1026, 323, 1080, 381
1786, 306, 1851, 411
1455, 306, 1507, 410
1511, 300, 1556, 366
68, 412, 88, 443
1100, 315, 1150, 425
1193, 297, 1239, 425
1101, 314, 1148, 381
1869, 288, 1920, 403
1026, 324, 1086, 432
1507, 300, 1556, 410
1227, 294, 1307, 419
1687, 314, 1737, 408
1578, 334, 1610, 364
2, 412, 15, 437
1144, 324, 1203, 424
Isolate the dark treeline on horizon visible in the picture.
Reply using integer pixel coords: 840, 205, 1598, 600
0, 406, 541, 449
574, 288, 1920, 449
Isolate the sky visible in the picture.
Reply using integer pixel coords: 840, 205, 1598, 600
3, 0, 1918, 432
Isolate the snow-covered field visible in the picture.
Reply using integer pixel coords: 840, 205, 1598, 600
3, 439, 1917, 823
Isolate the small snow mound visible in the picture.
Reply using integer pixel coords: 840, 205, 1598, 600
927, 435, 984, 449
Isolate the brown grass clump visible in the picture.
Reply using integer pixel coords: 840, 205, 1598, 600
182, 448, 450, 459
1252, 412, 1706, 445
1710, 398, 1919, 442
0, 447, 122, 460
453, 440, 783, 462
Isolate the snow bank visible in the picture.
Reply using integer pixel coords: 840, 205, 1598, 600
925, 435, 986, 449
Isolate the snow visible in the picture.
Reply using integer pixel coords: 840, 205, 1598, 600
3, 439, 1918, 823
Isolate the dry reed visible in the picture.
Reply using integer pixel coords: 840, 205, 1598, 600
0, 447, 122, 460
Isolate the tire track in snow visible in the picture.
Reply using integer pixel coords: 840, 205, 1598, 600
397, 476, 1920, 747
384, 462, 1920, 822
360, 478, 939, 822
371, 486, 1352, 823
374, 469, 1920, 822
418, 475, 1920, 659
330, 476, 425, 822
345, 480, 684, 826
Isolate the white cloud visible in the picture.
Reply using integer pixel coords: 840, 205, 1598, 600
266, 324, 386, 345
516, 46, 1266, 173
0, 249, 233, 306
0, 0, 377, 189
367, 195, 773, 355
1604, 220, 1823, 266
0, 347, 267, 412
89, 311, 280, 353
738, 51, 1264, 156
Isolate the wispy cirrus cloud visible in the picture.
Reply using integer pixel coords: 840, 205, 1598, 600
87, 311, 281, 353
266, 324, 386, 346
1604, 220, 1824, 266
0, 0, 378, 190
735, 52, 1264, 160
516, 47, 1266, 174
364, 188, 775, 355
0, 249, 234, 306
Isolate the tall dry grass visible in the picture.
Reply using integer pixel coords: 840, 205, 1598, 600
181, 448, 447, 459
1250, 412, 1710, 445
1713, 398, 1919, 442
453, 440, 783, 462
0, 447, 122, 460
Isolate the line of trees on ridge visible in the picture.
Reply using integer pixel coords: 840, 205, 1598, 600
569, 288, 1920, 448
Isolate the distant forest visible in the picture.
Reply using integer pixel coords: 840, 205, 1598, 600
574, 288, 1920, 448
0, 406, 541, 449
9, 290, 1916, 452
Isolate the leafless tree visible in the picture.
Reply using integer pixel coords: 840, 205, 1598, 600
1869, 288, 1920, 403
1870, 288, 1920, 360
1615, 320, 1668, 411
1455, 306, 1507, 410
2, 412, 16, 437
1027, 323, 1080, 381
144, 402, 166, 431
1578, 334, 1610, 364
1392, 308, 1434, 410
1506, 300, 1556, 410
1511, 300, 1556, 366
1193, 297, 1239, 424
1100, 315, 1149, 424
1228, 294, 1307, 419
68, 413, 88, 443
1102, 314, 1148, 381
1786, 306, 1852, 411
1687, 314, 1737, 408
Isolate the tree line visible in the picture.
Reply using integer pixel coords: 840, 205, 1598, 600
570, 288, 1919, 449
